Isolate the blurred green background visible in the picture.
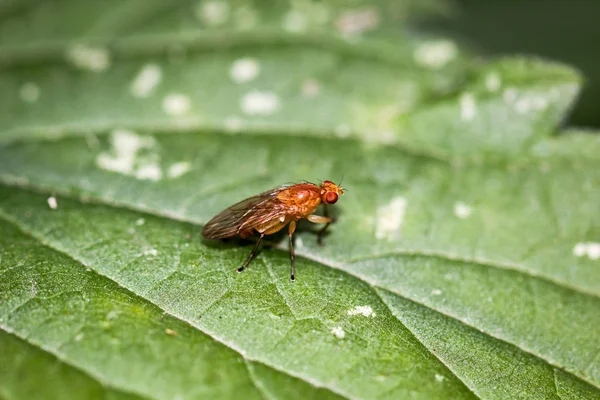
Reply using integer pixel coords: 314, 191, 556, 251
424, 0, 600, 129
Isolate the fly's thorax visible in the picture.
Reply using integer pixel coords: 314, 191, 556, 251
277, 185, 320, 203
276, 184, 321, 219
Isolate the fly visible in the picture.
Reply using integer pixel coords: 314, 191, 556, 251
202, 180, 345, 281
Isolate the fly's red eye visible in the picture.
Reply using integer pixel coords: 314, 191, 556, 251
325, 192, 338, 204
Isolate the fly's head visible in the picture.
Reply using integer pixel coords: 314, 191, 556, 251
320, 180, 344, 205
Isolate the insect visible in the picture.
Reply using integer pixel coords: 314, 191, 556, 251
202, 180, 345, 281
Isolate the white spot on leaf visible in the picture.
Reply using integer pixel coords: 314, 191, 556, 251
589, 244, 600, 260
135, 164, 162, 181
431, 289, 442, 296
241, 90, 280, 116
196, 0, 229, 26
130, 64, 162, 98
514, 94, 550, 115
573, 242, 600, 260
459, 93, 477, 121
485, 72, 501, 92
435, 374, 445, 382
413, 40, 457, 69
283, 10, 308, 33
106, 310, 119, 320
167, 162, 191, 179
20, 82, 40, 103
47, 196, 58, 210
331, 326, 345, 339
135, 218, 145, 226
230, 58, 260, 83
163, 93, 191, 116
336, 8, 379, 37
348, 305, 376, 317
573, 243, 587, 257
453, 201, 472, 219
375, 196, 407, 240
96, 129, 161, 181
66, 44, 110, 72
144, 249, 159, 257
301, 79, 321, 97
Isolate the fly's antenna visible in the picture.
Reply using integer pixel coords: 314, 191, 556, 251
338, 175, 347, 191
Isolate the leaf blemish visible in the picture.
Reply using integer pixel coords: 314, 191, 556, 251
144, 249, 159, 257
413, 39, 457, 70
459, 92, 477, 121
573, 242, 600, 260
435, 374, 445, 382
283, 10, 308, 33
375, 196, 407, 240
107, 310, 119, 320
20, 82, 40, 103
453, 201, 472, 219
162, 93, 191, 116
331, 326, 345, 339
514, 94, 549, 115
229, 58, 260, 83
196, 0, 230, 26
167, 162, 192, 179
130, 64, 162, 98
347, 305, 376, 317
65, 44, 111, 72
240, 90, 280, 116
47, 196, 58, 210
96, 129, 159, 179
301, 79, 321, 97
136, 164, 163, 181
485, 72, 502, 92
336, 8, 380, 37
165, 329, 178, 336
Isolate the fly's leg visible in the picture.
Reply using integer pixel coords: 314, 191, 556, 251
307, 213, 333, 246
288, 221, 297, 281
237, 233, 265, 273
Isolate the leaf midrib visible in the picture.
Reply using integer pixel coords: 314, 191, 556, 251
1, 187, 597, 396
1, 163, 597, 300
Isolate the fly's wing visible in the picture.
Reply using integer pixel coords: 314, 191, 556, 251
202, 187, 289, 239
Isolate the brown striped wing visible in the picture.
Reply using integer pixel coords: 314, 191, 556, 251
201, 187, 289, 239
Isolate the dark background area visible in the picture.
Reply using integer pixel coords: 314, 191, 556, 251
425, 0, 600, 129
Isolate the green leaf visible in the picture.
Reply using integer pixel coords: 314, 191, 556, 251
1, 1, 599, 399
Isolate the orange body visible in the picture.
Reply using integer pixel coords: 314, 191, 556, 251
248, 183, 322, 236
202, 180, 344, 280
202, 180, 344, 240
